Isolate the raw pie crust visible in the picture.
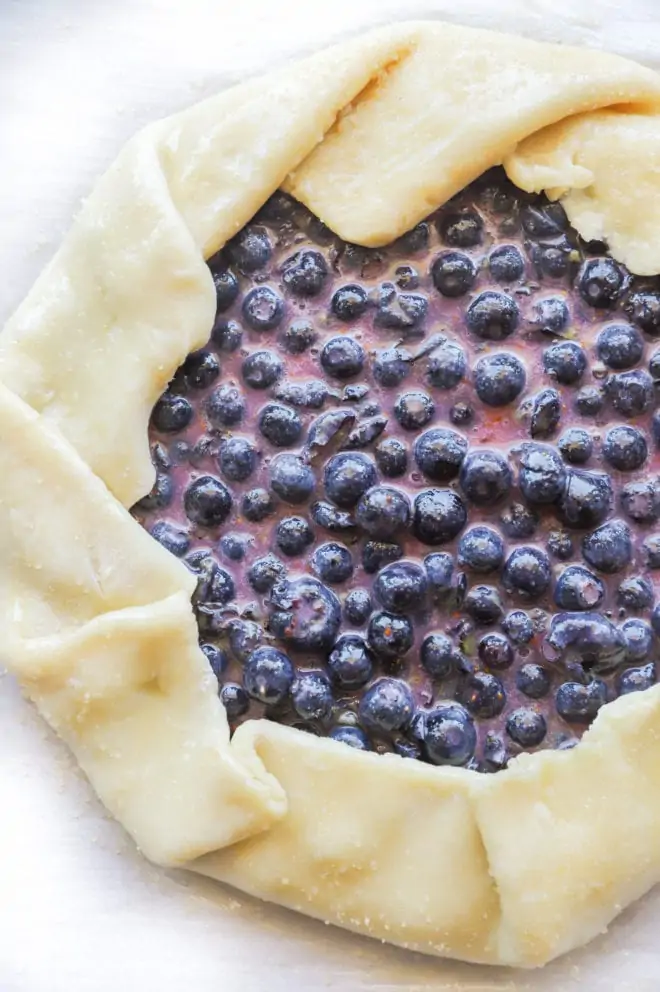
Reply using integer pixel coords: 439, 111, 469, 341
4, 20, 660, 968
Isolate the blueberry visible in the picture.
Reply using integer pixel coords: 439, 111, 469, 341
242, 487, 276, 522
423, 703, 476, 766
331, 284, 369, 321
464, 585, 504, 625
221, 682, 250, 720
420, 633, 458, 679
459, 449, 512, 505
150, 521, 190, 557
461, 672, 506, 718
291, 671, 333, 721
187, 552, 236, 606
393, 738, 422, 760
577, 257, 629, 308
343, 590, 372, 627
269, 576, 341, 651
220, 532, 248, 561
397, 223, 429, 254
327, 634, 374, 688
228, 619, 263, 661
502, 610, 534, 645
374, 561, 428, 614
603, 425, 648, 471
282, 249, 328, 297
574, 385, 605, 417
206, 384, 245, 427
425, 339, 467, 390
458, 526, 504, 573
522, 201, 567, 238
258, 403, 302, 447
478, 632, 514, 670
151, 393, 193, 434
488, 245, 524, 282
280, 319, 316, 355
502, 546, 551, 599
607, 370, 655, 418
596, 323, 644, 371
375, 437, 408, 478
499, 502, 538, 539
320, 336, 365, 380
201, 643, 228, 681
243, 646, 294, 706
243, 286, 285, 332
394, 390, 435, 430
450, 402, 474, 426
359, 678, 414, 735
530, 240, 573, 279
324, 452, 377, 508
412, 489, 467, 545
625, 290, 660, 336
226, 225, 272, 273
545, 613, 627, 673
617, 575, 654, 610
557, 470, 613, 528
651, 348, 660, 382
554, 565, 604, 610
617, 662, 656, 695
556, 680, 608, 723
329, 725, 370, 750
519, 442, 566, 504
372, 347, 411, 387
275, 516, 315, 557
342, 383, 370, 403
653, 603, 660, 637
642, 534, 660, 568
517, 663, 551, 698
306, 409, 356, 456
269, 454, 315, 505
431, 251, 476, 297
310, 500, 356, 535
218, 437, 257, 482
424, 552, 455, 598
414, 428, 467, 483
374, 282, 428, 330
241, 350, 283, 390
543, 341, 586, 385
506, 708, 546, 748
474, 352, 526, 406
620, 618, 654, 662
311, 542, 354, 584
620, 478, 660, 523
176, 349, 221, 392
547, 529, 574, 560
367, 611, 414, 660
211, 319, 243, 353
558, 428, 593, 465
247, 553, 286, 593
466, 291, 519, 341
184, 475, 232, 528
582, 519, 632, 573
532, 296, 569, 335
529, 387, 561, 438
355, 487, 411, 541
210, 262, 239, 312
439, 208, 483, 247
362, 541, 403, 574
483, 733, 509, 772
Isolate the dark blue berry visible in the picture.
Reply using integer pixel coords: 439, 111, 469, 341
606, 369, 655, 418
420, 633, 458, 679
574, 385, 604, 417
529, 387, 561, 438
530, 240, 572, 279
327, 634, 374, 688
502, 610, 534, 644
602, 425, 647, 471
280, 319, 316, 354
519, 442, 566, 504
218, 437, 257, 482
188, 553, 236, 606
269, 453, 315, 504
306, 409, 356, 455
547, 530, 574, 560
516, 663, 551, 698
367, 611, 414, 660
532, 296, 569, 335
324, 452, 377, 508
311, 542, 354, 584
466, 291, 519, 341
557, 469, 612, 528
464, 585, 504, 624
258, 402, 302, 447
242, 487, 276, 522
356, 486, 411, 540
521, 202, 567, 238
617, 575, 654, 610
459, 449, 512, 505
597, 323, 644, 370
458, 526, 504, 573
375, 437, 408, 478
461, 672, 506, 718
226, 225, 272, 273
424, 552, 455, 598
506, 708, 546, 747
176, 350, 220, 391
500, 502, 538, 539
502, 546, 551, 599
617, 663, 656, 695
241, 350, 283, 389
478, 632, 514, 670
201, 643, 228, 680
545, 614, 626, 673
414, 428, 467, 482
291, 671, 333, 721
320, 336, 365, 380
474, 352, 526, 406
242, 286, 284, 331
412, 488, 467, 545
642, 535, 660, 568
554, 565, 604, 610
329, 725, 370, 750
620, 477, 660, 523
374, 282, 428, 330
374, 561, 427, 614
423, 703, 476, 766
582, 519, 631, 574
221, 682, 250, 720
620, 618, 654, 662
425, 339, 467, 389
247, 553, 286, 593
439, 208, 483, 247
310, 500, 356, 535
626, 290, 660, 336
431, 251, 476, 297
243, 646, 294, 705
343, 590, 372, 627
362, 541, 403, 574
228, 619, 263, 661
282, 249, 328, 296
220, 532, 249, 561
372, 347, 411, 387
577, 257, 629, 308
211, 319, 243, 353
206, 384, 245, 427
210, 263, 239, 312
488, 245, 524, 282
151, 393, 193, 433
394, 390, 435, 430
331, 284, 369, 321
269, 576, 341, 651
184, 475, 232, 528
359, 678, 414, 734
150, 520, 190, 557
558, 428, 593, 464
556, 680, 608, 723
275, 516, 315, 557
543, 341, 586, 385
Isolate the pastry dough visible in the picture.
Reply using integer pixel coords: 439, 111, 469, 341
3, 19, 660, 967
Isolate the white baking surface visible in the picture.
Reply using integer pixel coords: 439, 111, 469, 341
2, 1, 660, 989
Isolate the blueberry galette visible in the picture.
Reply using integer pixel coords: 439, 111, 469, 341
5, 20, 660, 968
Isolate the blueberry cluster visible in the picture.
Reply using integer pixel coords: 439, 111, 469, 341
132, 173, 660, 772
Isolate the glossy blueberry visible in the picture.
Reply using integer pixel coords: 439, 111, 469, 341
206, 384, 245, 427
519, 442, 566, 504
151, 393, 193, 434
439, 208, 483, 247
218, 437, 257, 482
374, 561, 428, 614
258, 403, 302, 447
431, 250, 476, 297
529, 387, 561, 438
394, 390, 435, 430
450, 402, 473, 426
291, 671, 334, 722
242, 286, 284, 331
211, 319, 243, 353
269, 576, 341, 651
241, 350, 283, 390
423, 703, 476, 767
554, 565, 604, 611
374, 282, 428, 330
574, 385, 605, 417
516, 663, 551, 699
412, 488, 467, 545
320, 336, 365, 380
331, 284, 369, 321
506, 708, 546, 748
499, 502, 538, 540
459, 449, 512, 505
488, 244, 524, 282
275, 516, 315, 557
473, 352, 526, 407
420, 633, 458, 680
280, 319, 316, 355
226, 225, 272, 273
243, 646, 294, 706
556, 470, 613, 529
530, 239, 573, 279
558, 428, 593, 465
324, 452, 377, 508
150, 521, 190, 557
219, 532, 248, 561
372, 347, 411, 387
184, 476, 232, 528
396, 222, 429, 254
375, 437, 408, 478
617, 663, 656, 695
201, 643, 228, 681
329, 725, 370, 750
247, 553, 287, 593
176, 349, 220, 391
544, 613, 627, 673
458, 526, 504, 573
310, 501, 356, 536
367, 611, 414, 660
425, 339, 467, 389
556, 680, 608, 723
603, 425, 648, 472
642, 534, 660, 568
461, 672, 506, 719
362, 541, 403, 574
220, 683, 250, 720
620, 618, 654, 662
466, 291, 519, 341
359, 679, 414, 735
617, 575, 654, 610
269, 454, 315, 505
547, 530, 574, 560
414, 428, 467, 482
343, 590, 372, 627
327, 634, 374, 688
281, 249, 328, 297
626, 290, 660, 336
502, 610, 534, 645
464, 585, 504, 625
582, 519, 632, 574
543, 341, 586, 385
187, 552, 236, 606
521, 201, 567, 238
577, 257, 629, 308
311, 542, 354, 585
502, 546, 551, 599
483, 734, 509, 772
620, 477, 660, 524
241, 487, 276, 523
597, 323, 644, 371
424, 552, 455, 598
478, 632, 514, 670
606, 369, 655, 418
532, 296, 569, 335
228, 619, 263, 661
210, 263, 239, 312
